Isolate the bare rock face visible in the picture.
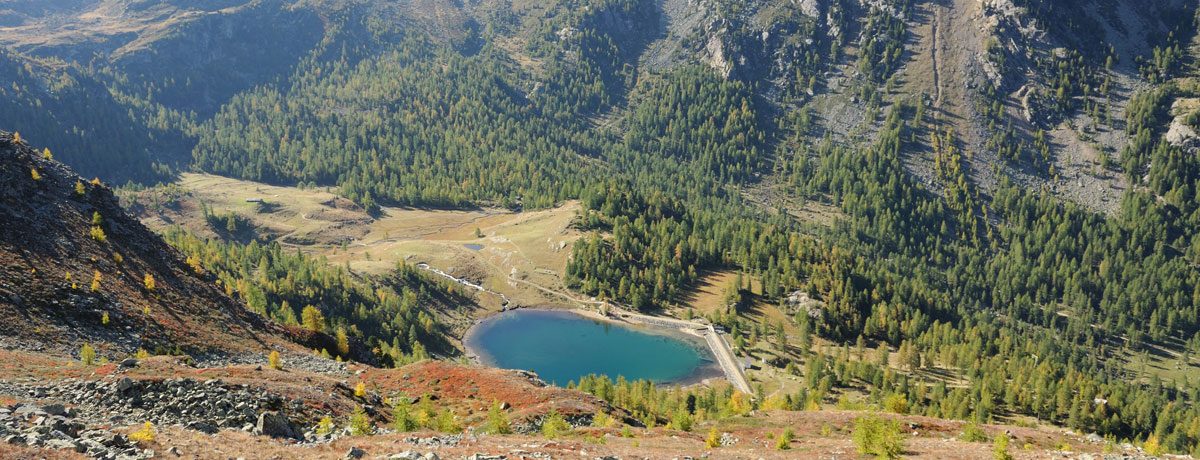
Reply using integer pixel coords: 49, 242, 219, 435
703, 34, 733, 78
797, 0, 822, 18
1166, 119, 1199, 149
1166, 99, 1200, 149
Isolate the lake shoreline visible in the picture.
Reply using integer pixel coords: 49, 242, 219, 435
462, 307, 725, 388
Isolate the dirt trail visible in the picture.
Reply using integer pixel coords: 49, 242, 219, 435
931, 8, 943, 106
900, 0, 997, 190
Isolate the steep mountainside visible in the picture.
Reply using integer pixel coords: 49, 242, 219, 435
0, 49, 187, 184
1, 0, 1186, 203
0, 130, 286, 357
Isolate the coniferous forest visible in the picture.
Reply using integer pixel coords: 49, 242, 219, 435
4, 0, 1200, 454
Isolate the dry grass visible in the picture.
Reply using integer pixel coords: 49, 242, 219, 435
107, 408, 1090, 459
0, 347, 1115, 460
0, 444, 85, 460
677, 271, 794, 335
130, 173, 586, 314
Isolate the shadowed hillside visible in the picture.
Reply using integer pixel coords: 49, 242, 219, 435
0, 130, 284, 357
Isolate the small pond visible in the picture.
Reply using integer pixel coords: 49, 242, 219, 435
464, 309, 720, 386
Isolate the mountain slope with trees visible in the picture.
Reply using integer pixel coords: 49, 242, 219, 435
0, 130, 279, 356
3, 0, 1200, 456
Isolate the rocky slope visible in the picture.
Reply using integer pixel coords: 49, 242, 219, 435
0, 349, 1169, 459
0, 130, 293, 359
895, 0, 1194, 212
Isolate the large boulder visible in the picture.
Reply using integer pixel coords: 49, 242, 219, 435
254, 412, 299, 440
115, 377, 135, 394
41, 403, 66, 416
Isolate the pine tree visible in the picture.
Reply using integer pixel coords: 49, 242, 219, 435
333, 327, 350, 357
541, 409, 570, 439
301, 305, 326, 332
776, 428, 794, 450
129, 422, 155, 444
79, 343, 96, 366
705, 427, 721, 448
316, 416, 334, 436
89, 226, 106, 242
993, 434, 1012, 460
348, 406, 373, 436
486, 400, 512, 434
391, 397, 417, 432
185, 255, 203, 274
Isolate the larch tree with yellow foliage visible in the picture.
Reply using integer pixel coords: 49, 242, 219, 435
336, 326, 350, 357
89, 226, 106, 242
185, 254, 203, 274
728, 391, 751, 416
705, 427, 721, 448
301, 305, 325, 332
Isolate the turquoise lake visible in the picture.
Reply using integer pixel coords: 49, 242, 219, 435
464, 309, 719, 386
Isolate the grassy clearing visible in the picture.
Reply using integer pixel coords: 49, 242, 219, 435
127, 173, 586, 314
1121, 340, 1200, 386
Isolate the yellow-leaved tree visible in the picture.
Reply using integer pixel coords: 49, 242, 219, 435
301, 305, 325, 332
80, 343, 96, 365
336, 326, 350, 356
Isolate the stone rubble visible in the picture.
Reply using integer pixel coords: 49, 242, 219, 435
0, 376, 320, 459
1, 399, 147, 459
718, 432, 738, 447
193, 352, 349, 376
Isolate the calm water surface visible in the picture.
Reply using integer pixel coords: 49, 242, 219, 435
465, 309, 715, 386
